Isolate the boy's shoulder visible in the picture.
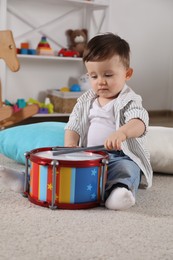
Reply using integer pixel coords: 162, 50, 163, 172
120, 84, 142, 104
77, 89, 97, 102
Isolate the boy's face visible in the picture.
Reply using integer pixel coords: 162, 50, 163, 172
85, 55, 133, 100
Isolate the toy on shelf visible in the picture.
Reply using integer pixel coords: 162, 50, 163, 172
60, 87, 70, 92
0, 30, 39, 129
70, 84, 81, 92
16, 98, 27, 108
4, 98, 27, 113
79, 73, 91, 91
57, 48, 80, 58
60, 84, 81, 92
66, 29, 88, 57
28, 98, 54, 114
36, 36, 54, 56
19, 42, 37, 55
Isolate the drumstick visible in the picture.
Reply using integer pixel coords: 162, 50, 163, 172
52, 145, 106, 156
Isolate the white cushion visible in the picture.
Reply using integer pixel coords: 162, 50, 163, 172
148, 126, 173, 174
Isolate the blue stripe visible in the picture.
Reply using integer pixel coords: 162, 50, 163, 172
75, 167, 98, 203
39, 165, 48, 201
70, 168, 76, 203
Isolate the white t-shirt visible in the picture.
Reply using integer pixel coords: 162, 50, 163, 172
87, 98, 117, 146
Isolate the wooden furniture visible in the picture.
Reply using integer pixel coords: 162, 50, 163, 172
0, 30, 39, 129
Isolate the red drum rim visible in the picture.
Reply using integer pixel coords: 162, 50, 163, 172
27, 194, 100, 209
27, 147, 108, 167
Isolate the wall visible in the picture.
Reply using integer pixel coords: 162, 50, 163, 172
108, 0, 173, 111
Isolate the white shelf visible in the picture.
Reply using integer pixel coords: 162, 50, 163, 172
66, 0, 109, 7
40, 0, 109, 7
17, 54, 82, 62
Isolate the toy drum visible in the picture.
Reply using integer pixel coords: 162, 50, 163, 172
24, 147, 108, 209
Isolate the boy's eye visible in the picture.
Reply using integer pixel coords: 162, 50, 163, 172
105, 74, 113, 77
90, 75, 97, 79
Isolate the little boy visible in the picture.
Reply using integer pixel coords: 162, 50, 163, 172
65, 33, 153, 210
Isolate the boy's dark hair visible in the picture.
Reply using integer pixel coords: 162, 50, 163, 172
83, 33, 130, 68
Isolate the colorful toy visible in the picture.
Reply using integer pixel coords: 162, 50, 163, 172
16, 98, 27, 108
60, 87, 70, 92
19, 42, 37, 55
39, 107, 49, 114
70, 84, 81, 92
0, 30, 39, 129
24, 147, 108, 209
28, 98, 54, 114
21, 42, 29, 49
58, 48, 80, 58
13, 104, 21, 113
66, 29, 88, 57
36, 36, 54, 56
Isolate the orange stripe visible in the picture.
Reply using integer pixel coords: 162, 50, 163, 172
30, 162, 39, 200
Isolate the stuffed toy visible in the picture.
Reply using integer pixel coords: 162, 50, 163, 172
66, 29, 88, 57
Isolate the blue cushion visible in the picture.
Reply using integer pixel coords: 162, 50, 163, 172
0, 122, 66, 164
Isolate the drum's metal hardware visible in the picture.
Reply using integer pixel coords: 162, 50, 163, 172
49, 160, 59, 210
100, 158, 109, 206
23, 151, 30, 197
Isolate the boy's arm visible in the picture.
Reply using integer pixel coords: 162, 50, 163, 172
119, 118, 145, 139
105, 118, 145, 150
64, 129, 80, 147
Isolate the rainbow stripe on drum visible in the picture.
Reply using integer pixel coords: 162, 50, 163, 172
29, 162, 101, 204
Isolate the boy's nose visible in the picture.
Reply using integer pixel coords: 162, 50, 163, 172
98, 77, 106, 85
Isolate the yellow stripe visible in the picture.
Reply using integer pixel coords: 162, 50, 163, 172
59, 167, 71, 203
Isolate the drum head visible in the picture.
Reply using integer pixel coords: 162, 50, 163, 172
34, 150, 104, 161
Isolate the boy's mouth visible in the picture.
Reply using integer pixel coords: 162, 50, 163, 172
98, 88, 109, 92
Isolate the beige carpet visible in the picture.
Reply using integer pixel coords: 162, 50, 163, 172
0, 154, 173, 260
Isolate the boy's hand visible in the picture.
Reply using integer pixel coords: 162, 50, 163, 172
104, 119, 146, 150
64, 144, 78, 147
104, 130, 127, 151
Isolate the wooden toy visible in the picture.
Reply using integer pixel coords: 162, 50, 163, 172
0, 31, 20, 72
19, 42, 37, 55
19, 48, 37, 55
28, 49, 37, 55
21, 42, 29, 49
20, 49, 28, 54
0, 30, 39, 129
37, 36, 54, 56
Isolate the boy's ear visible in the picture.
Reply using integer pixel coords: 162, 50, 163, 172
126, 68, 133, 80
